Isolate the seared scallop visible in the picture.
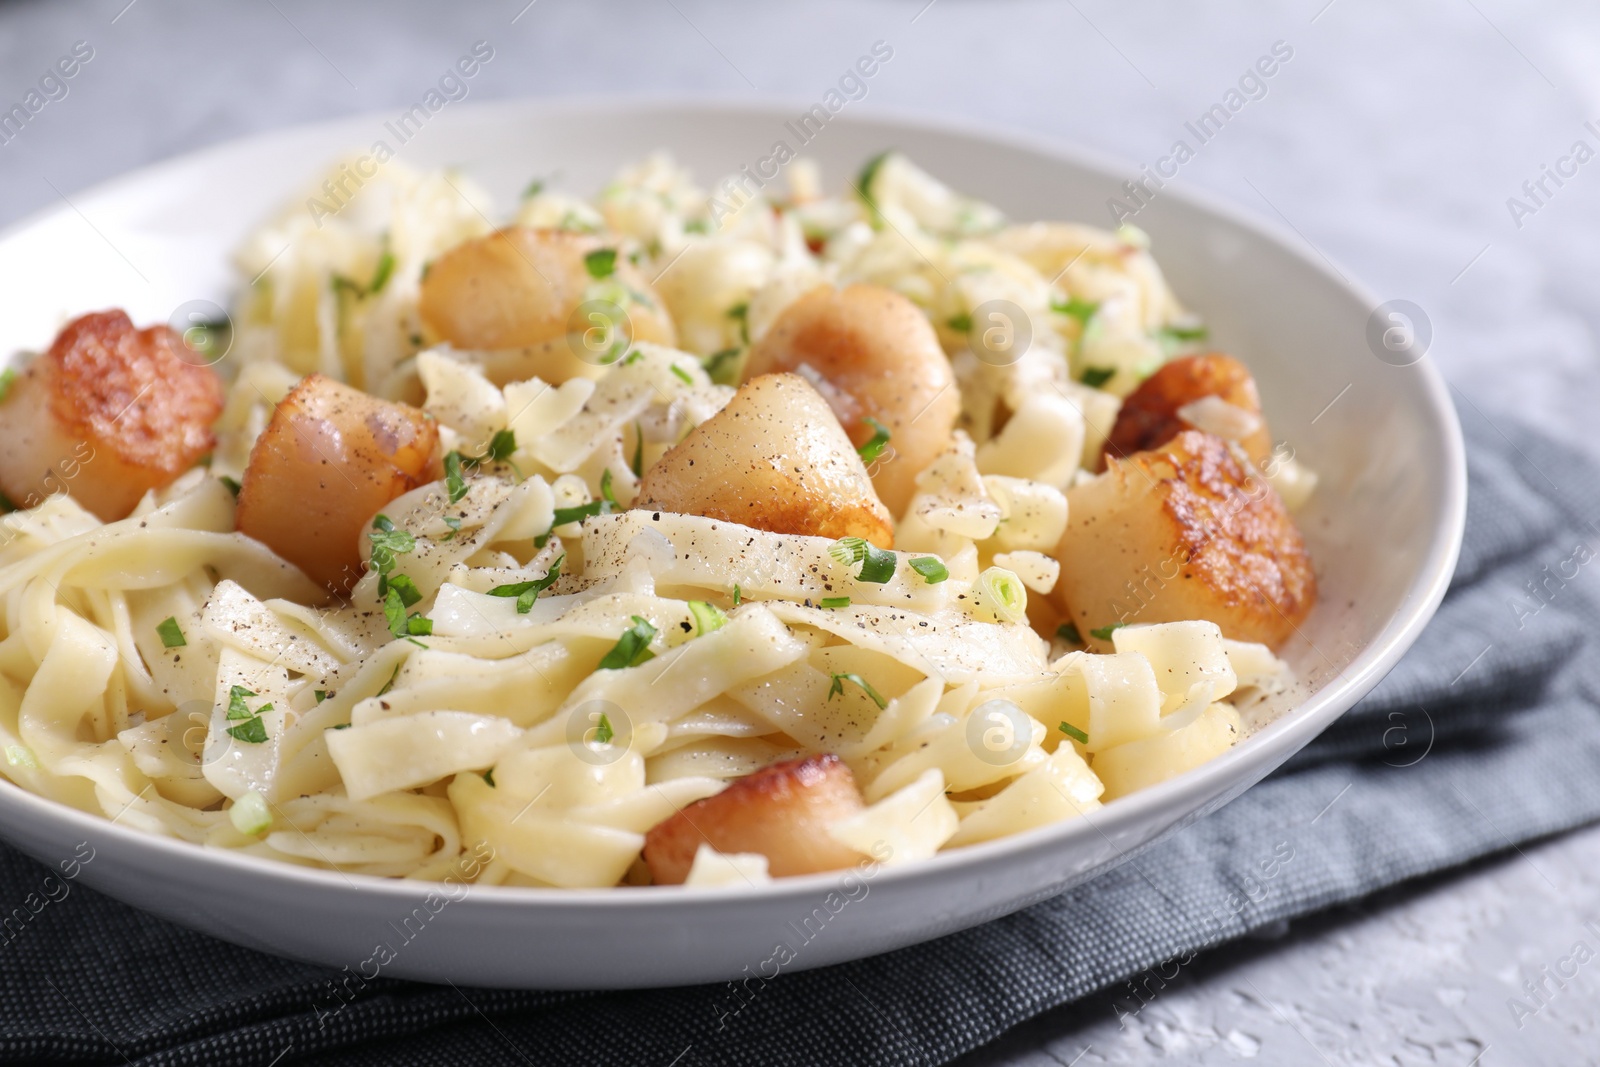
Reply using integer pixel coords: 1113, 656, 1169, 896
632, 372, 895, 548
235, 374, 440, 592
644, 754, 867, 884
1055, 430, 1315, 648
0, 310, 224, 520
1103, 353, 1271, 469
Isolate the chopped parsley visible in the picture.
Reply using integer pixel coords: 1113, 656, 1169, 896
443, 431, 520, 505
946, 312, 973, 333
156, 616, 186, 648
226, 716, 268, 744
332, 249, 396, 298
384, 587, 432, 638
1089, 622, 1125, 641
828, 536, 896, 584
538, 500, 613, 546
1059, 721, 1090, 745
483, 429, 517, 463
584, 248, 617, 279
487, 554, 564, 614
819, 596, 852, 609
482, 767, 496, 786
444, 451, 469, 503
387, 573, 422, 608
727, 302, 749, 344
600, 468, 618, 506
1159, 321, 1209, 342
219, 475, 242, 498
1079, 367, 1116, 389
687, 600, 728, 635
597, 615, 658, 670
1051, 296, 1100, 327
226, 685, 257, 720
593, 713, 615, 745
828, 671, 887, 709
908, 556, 949, 584
314, 690, 328, 704
703, 347, 741, 386
1056, 622, 1083, 644
669, 363, 694, 386
857, 416, 891, 464
732, 584, 742, 606
369, 515, 417, 596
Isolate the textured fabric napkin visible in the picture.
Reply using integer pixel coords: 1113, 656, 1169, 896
3, 405, 1599, 1067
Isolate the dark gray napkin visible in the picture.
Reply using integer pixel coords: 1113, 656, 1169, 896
3, 405, 1598, 1067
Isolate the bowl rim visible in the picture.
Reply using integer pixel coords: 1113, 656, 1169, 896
0, 94, 1467, 911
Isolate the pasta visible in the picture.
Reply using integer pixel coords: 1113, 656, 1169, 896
0, 149, 1317, 889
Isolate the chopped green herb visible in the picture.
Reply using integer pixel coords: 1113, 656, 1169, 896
229, 790, 271, 835
946, 312, 973, 333
597, 615, 658, 670
156, 616, 187, 649
819, 596, 852, 609
1059, 721, 1089, 744
388, 573, 422, 608
857, 416, 891, 464
314, 690, 328, 704
908, 556, 949, 584
482, 767, 496, 786
732, 584, 742, 606
1079, 367, 1116, 389
226, 716, 268, 744
0, 368, 16, 403
444, 451, 469, 503
856, 150, 892, 224
383, 588, 408, 637
377, 664, 401, 697
684, 218, 710, 234
486, 430, 517, 463
4, 745, 36, 769
220, 475, 242, 498
1159, 321, 1209, 342
369, 515, 417, 595
546, 499, 611, 536
631, 422, 645, 478
622, 347, 644, 365
1089, 622, 1125, 641
669, 363, 694, 386
703, 347, 741, 386
593, 713, 615, 745
332, 722, 351, 730
727, 302, 749, 344
600, 468, 618, 506
226, 685, 256, 721
828, 536, 897, 583
828, 671, 887, 709
487, 554, 564, 614
441, 515, 462, 540
368, 250, 396, 295
1051, 295, 1100, 327
584, 248, 617, 279
1056, 622, 1083, 644
687, 600, 727, 636
522, 178, 545, 199
406, 616, 433, 637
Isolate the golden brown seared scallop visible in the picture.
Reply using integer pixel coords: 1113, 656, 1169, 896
744, 284, 958, 518
1103, 353, 1271, 470
632, 372, 895, 548
235, 374, 440, 593
643, 754, 867, 884
1055, 430, 1315, 649
417, 227, 676, 384
0, 310, 224, 521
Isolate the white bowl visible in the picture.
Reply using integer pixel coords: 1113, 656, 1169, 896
0, 99, 1464, 989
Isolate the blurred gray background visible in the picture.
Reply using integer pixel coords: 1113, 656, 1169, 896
3, 1, 1599, 1063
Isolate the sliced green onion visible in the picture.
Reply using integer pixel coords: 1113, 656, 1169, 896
732, 584, 742, 606
368, 250, 396, 295
1051, 296, 1100, 327
1089, 622, 1125, 641
229, 790, 272, 835
487, 554, 564, 614
975, 567, 1028, 625
669, 363, 694, 386
522, 178, 545, 199
1056, 622, 1083, 644
819, 596, 851, 609
5, 745, 37, 769
828, 671, 887, 709
156, 616, 187, 648
1159, 321, 1208, 342
220, 475, 242, 498
908, 557, 948, 584
600, 468, 618, 506
703, 348, 741, 386
597, 615, 658, 670
1059, 721, 1089, 745
631, 422, 644, 478
688, 600, 728, 636
1079, 367, 1116, 389
946, 312, 973, 333
593, 713, 615, 744
482, 767, 496, 786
